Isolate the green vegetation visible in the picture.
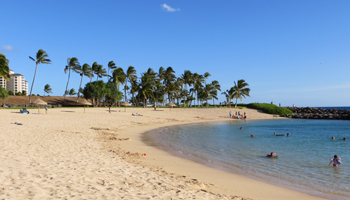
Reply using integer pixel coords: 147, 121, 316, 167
29, 49, 51, 103
0, 86, 8, 100
247, 103, 293, 115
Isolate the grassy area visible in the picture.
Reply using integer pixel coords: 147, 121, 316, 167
247, 103, 293, 115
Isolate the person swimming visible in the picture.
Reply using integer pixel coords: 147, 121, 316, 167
332, 137, 335, 140
267, 152, 276, 157
240, 127, 243, 130
251, 135, 254, 138
343, 138, 346, 141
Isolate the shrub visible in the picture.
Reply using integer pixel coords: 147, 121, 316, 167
247, 103, 293, 115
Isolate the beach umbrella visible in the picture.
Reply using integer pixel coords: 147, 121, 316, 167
120, 101, 131, 112
78, 99, 92, 113
166, 102, 176, 111
33, 98, 47, 114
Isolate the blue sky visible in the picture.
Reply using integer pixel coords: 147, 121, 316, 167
1, 0, 350, 107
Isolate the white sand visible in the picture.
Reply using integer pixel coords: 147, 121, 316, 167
0, 107, 325, 199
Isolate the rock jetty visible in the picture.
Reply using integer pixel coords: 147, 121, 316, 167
281, 107, 350, 120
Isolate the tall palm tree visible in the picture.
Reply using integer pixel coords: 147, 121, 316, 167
107, 61, 116, 79
192, 73, 204, 107
111, 67, 126, 90
0, 53, 10, 81
181, 70, 193, 107
202, 84, 214, 108
29, 49, 51, 103
204, 72, 211, 84
211, 80, 221, 106
230, 79, 250, 107
163, 67, 175, 104
125, 65, 137, 101
64, 57, 80, 104
94, 65, 108, 80
90, 62, 99, 82
76, 63, 93, 103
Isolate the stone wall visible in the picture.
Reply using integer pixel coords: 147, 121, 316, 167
281, 107, 350, 120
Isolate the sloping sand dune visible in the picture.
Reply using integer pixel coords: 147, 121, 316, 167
0, 107, 324, 199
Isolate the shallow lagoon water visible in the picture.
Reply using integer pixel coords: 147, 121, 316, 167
146, 119, 350, 199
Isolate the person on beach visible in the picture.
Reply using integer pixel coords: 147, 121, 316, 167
235, 111, 237, 116
229, 111, 232, 118
45, 106, 48, 114
109, 106, 111, 113
329, 155, 342, 167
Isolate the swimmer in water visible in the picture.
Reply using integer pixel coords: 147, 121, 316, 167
329, 155, 342, 167
240, 127, 243, 130
251, 135, 254, 138
332, 137, 335, 140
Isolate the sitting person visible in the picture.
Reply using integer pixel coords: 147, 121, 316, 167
132, 113, 142, 116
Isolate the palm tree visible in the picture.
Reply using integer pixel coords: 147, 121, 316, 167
0, 53, 10, 81
211, 80, 221, 106
163, 67, 175, 104
107, 61, 116, 79
181, 70, 193, 107
29, 49, 51, 103
221, 89, 231, 106
94, 65, 107, 80
202, 84, 214, 108
192, 73, 204, 107
230, 79, 250, 107
204, 72, 211, 84
90, 62, 99, 82
64, 57, 80, 104
69, 88, 77, 97
125, 65, 137, 101
111, 67, 126, 90
43, 84, 52, 96
139, 72, 154, 107
76, 63, 93, 103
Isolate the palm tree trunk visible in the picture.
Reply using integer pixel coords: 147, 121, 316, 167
235, 98, 238, 107
206, 99, 209, 108
77, 73, 84, 104
64, 69, 71, 105
124, 84, 127, 102
29, 63, 38, 103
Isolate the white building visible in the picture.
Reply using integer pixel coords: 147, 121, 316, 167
0, 70, 28, 95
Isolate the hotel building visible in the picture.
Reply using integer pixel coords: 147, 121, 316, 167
0, 70, 28, 95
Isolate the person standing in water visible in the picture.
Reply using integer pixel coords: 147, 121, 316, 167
329, 155, 342, 167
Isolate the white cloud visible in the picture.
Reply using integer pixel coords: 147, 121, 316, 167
1, 45, 14, 51
161, 4, 180, 12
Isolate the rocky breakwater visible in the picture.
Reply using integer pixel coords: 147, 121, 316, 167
281, 107, 350, 120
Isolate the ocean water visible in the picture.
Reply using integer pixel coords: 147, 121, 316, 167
145, 119, 350, 199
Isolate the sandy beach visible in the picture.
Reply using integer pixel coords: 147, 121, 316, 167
0, 107, 325, 199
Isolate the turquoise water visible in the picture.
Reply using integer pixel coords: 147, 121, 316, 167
146, 119, 350, 199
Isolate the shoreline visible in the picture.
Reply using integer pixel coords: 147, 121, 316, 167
114, 119, 327, 200
0, 107, 327, 199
